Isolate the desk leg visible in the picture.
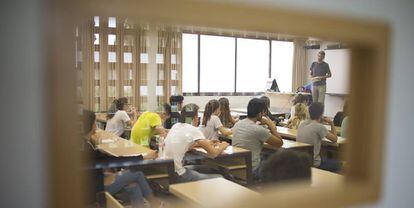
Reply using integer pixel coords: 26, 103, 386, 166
245, 153, 253, 185
167, 162, 175, 185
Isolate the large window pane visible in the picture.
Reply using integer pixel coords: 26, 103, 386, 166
271, 41, 294, 92
200, 35, 235, 92
237, 38, 269, 92
182, 33, 198, 93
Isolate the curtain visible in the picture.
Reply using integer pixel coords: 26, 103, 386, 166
292, 38, 308, 91
156, 27, 182, 109
81, 16, 164, 112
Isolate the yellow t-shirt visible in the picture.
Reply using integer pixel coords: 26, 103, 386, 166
131, 112, 162, 146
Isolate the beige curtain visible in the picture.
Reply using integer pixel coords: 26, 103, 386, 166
156, 27, 182, 109
292, 38, 308, 91
81, 17, 150, 112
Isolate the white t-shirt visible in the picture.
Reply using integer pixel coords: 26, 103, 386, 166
105, 110, 131, 136
164, 123, 205, 175
200, 115, 223, 140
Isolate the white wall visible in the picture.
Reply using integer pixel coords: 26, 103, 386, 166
184, 95, 255, 109
225, 0, 414, 207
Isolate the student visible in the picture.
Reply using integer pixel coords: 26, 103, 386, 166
164, 104, 229, 183
290, 94, 309, 118
286, 103, 308, 130
297, 102, 339, 172
218, 97, 238, 128
130, 111, 166, 147
341, 101, 349, 138
169, 95, 184, 127
232, 98, 283, 179
200, 99, 232, 140
82, 110, 163, 208
260, 150, 311, 185
260, 96, 278, 122
162, 103, 173, 129
169, 95, 184, 111
105, 97, 137, 137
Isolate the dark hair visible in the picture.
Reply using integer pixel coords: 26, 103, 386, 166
292, 94, 308, 105
309, 102, 324, 120
107, 97, 128, 119
218, 97, 232, 128
247, 98, 266, 118
82, 110, 96, 136
180, 104, 199, 123
169, 95, 184, 104
318, 50, 325, 56
260, 150, 311, 184
163, 103, 172, 116
202, 99, 220, 126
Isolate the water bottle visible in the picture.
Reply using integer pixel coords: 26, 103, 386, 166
157, 136, 165, 159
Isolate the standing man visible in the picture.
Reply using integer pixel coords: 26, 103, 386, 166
309, 51, 332, 104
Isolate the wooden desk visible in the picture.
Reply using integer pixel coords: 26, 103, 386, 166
311, 168, 344, 187
90, 130, 176, 186
190, 146, 253, 185
170, 178, 260, 207
276, 126, 298, 140
264, 139, 313, 155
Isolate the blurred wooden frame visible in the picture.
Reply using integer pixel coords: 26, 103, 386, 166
48, 0, 388, 207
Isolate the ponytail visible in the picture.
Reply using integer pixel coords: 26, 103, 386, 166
202, 99, 219, 126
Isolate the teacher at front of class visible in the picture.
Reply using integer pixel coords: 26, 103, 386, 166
309, 50, 332, 104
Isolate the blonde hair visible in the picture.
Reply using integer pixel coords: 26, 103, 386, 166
286, 103, 308, 129
294, 103, 308, 120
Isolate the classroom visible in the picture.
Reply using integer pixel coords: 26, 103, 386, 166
3, 0, 414, 208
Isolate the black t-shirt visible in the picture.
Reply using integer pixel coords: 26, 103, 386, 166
310, 61, 331, 86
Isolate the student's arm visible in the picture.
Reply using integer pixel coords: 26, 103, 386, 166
197, 139, 229, 158
323, 117, 338, 143
153, 125, 167, 137
214, 116, 232, 136
125, 108, 138, 126
261, 117, 283, 147
218, 126, 232, 136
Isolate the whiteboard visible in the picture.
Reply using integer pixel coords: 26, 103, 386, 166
324, 49, 350, 94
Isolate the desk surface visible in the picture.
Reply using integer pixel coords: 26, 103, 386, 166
192, 145, 250, 158
276, 126, 346, 147
95, 129, 152, 157
311, 168, 344, 187
263, 139, 312, 151
170, 178, 260, 207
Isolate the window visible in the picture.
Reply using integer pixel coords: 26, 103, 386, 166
182, 33, 198, 93
200, 35, 235, 92
182, 33, 294, 94
271, 41, 294, 92
236, 38, 269, 92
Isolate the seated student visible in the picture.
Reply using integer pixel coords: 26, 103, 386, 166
341, 101, 349, 138
131, 111, 166, 147
200, 99, 232, 140
105, 97, 137, 138
290, 94, 309, 118
218, 97, 238, 128
297, 102, 339, 172
260, 96, 278, 122
169, 94, 184, 111
169, 95, 184, 128
286, 103, 308, 130
260, 150, 311, 185
232, 98, 283, 179
164, 104, 230, 183
82, 110, 163, 208
162, 103, 173, 129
